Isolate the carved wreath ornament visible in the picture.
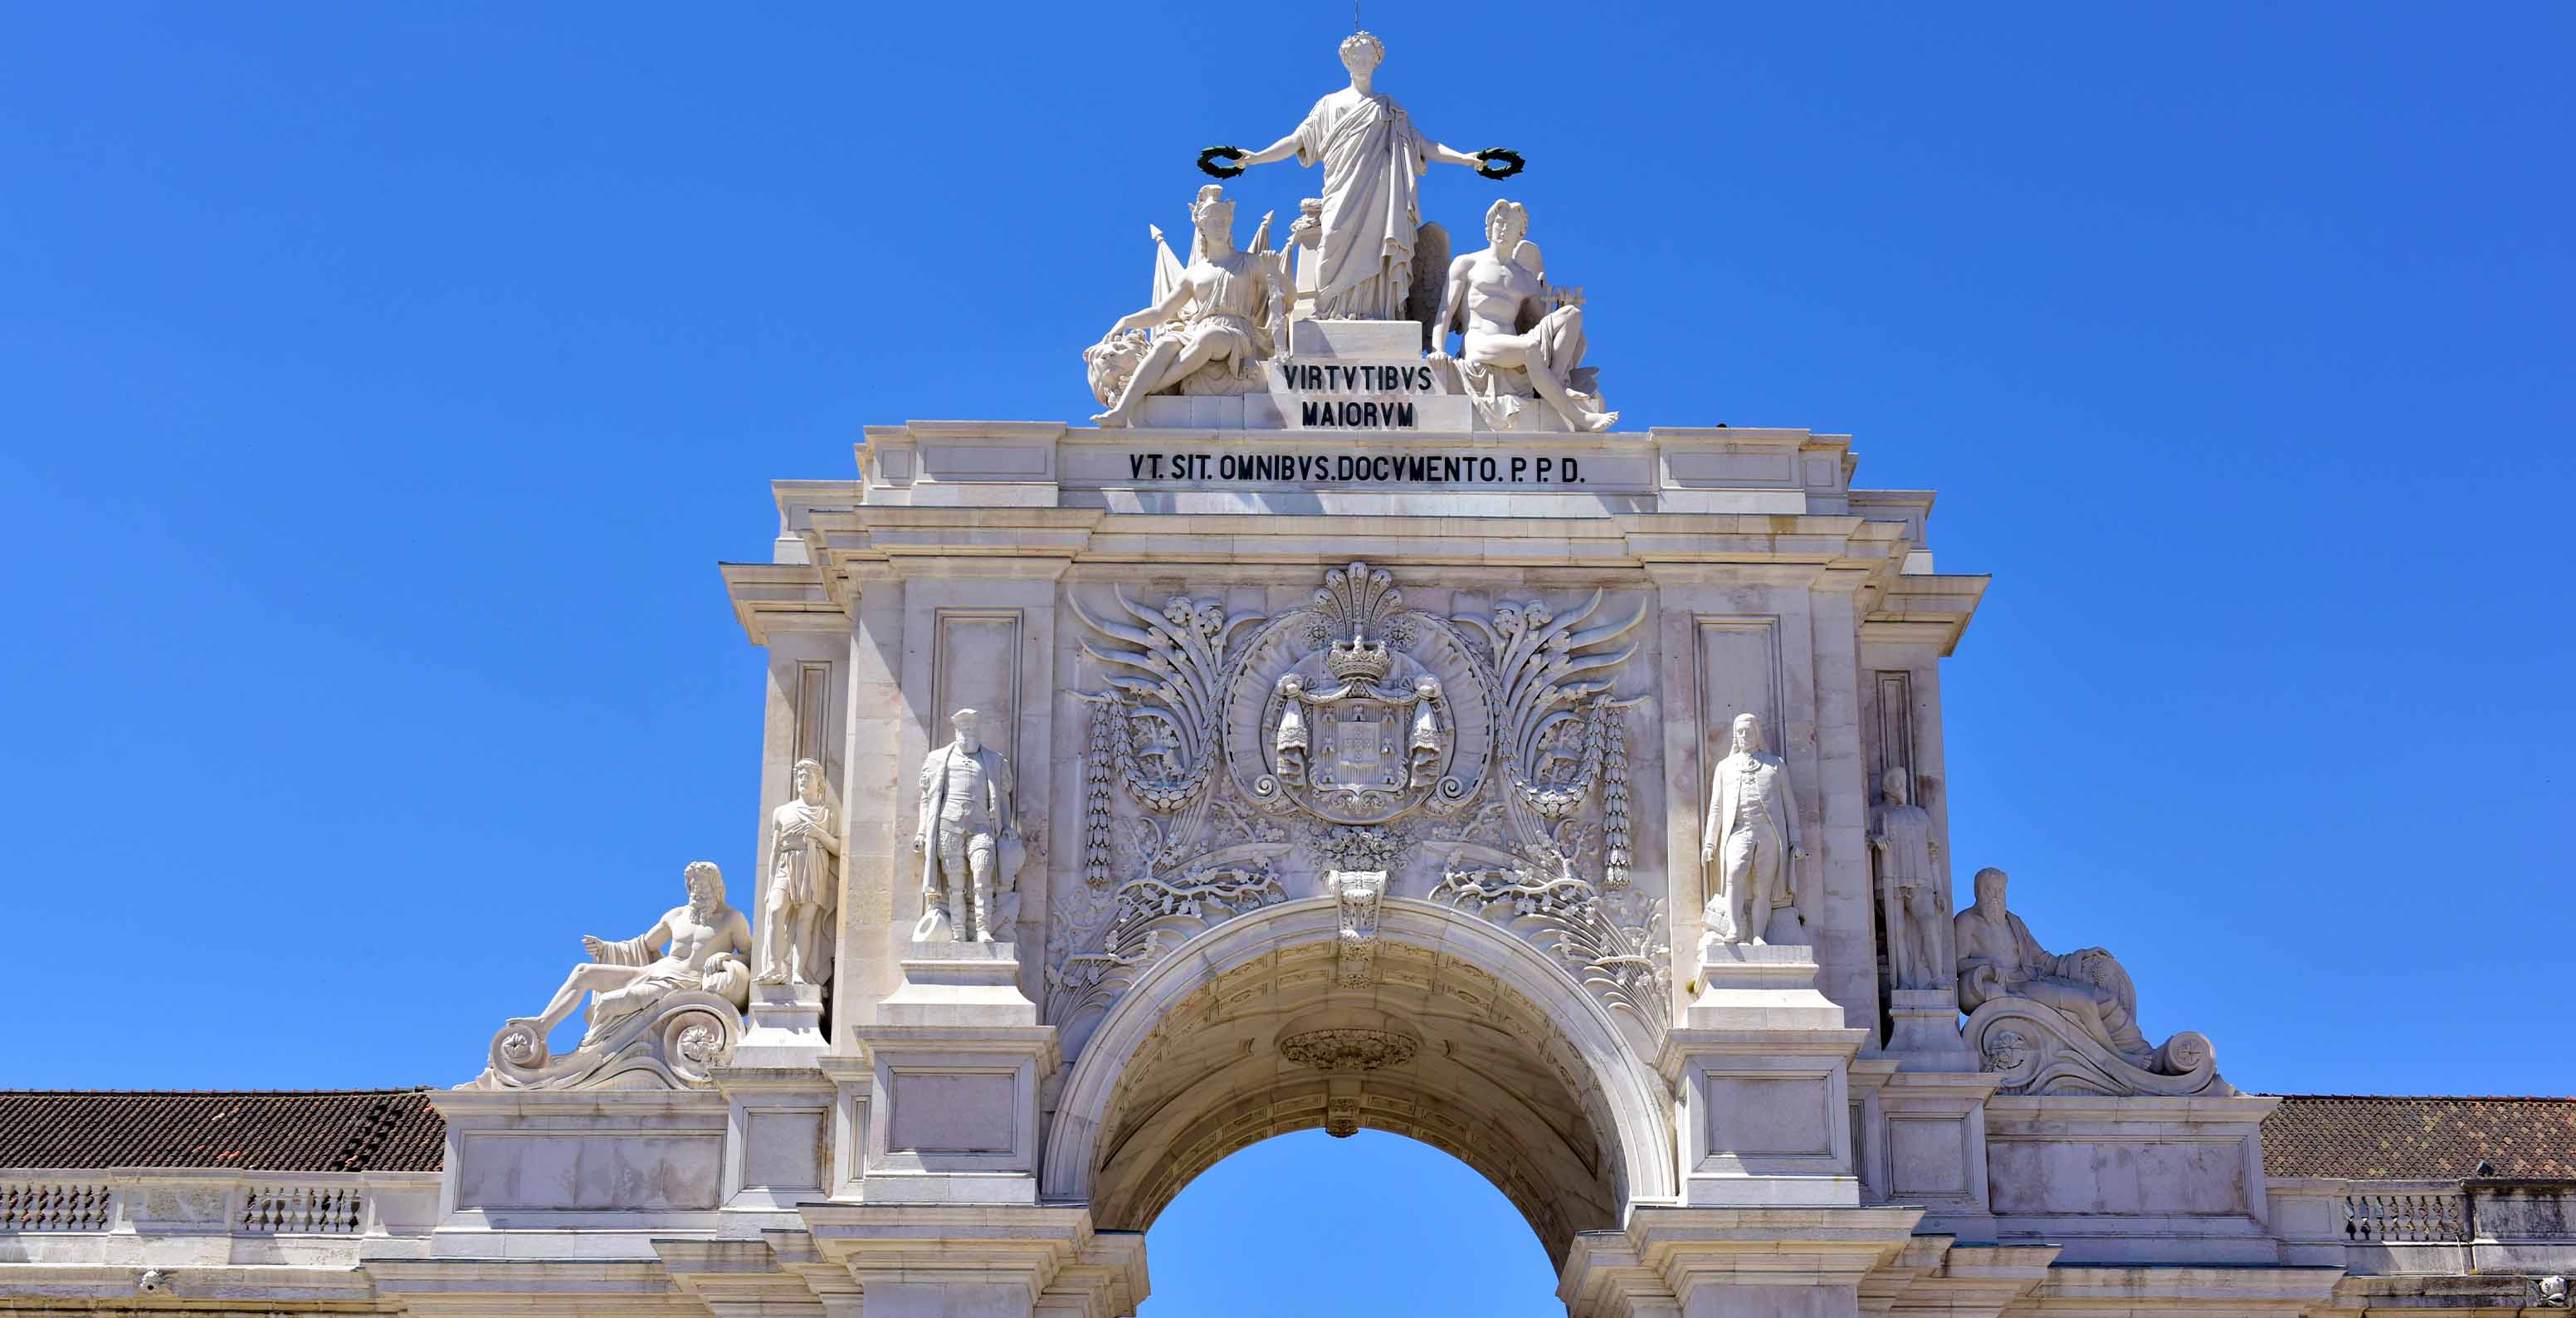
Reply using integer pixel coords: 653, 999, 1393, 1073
1046, 563, 1669, 1041
1194, 144, 1523, 180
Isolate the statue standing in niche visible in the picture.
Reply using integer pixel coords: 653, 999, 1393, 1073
754, 758, 839, 987
1214, 32, 1500, 320
1429, 200, 1617, 432
1870, 766, 1947, 990
510, 862, 751, 1047
913, 708, 1017, 943
1954, 866, 2157, 1068
1700, 712, 1807, 950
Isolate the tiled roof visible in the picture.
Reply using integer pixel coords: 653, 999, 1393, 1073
2262, 1095, 2576, 1180
0, 1089, 443, 1174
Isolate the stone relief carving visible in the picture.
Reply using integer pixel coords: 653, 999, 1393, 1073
1954, 866, 2229, 1097
1215, 32, 1499, 323
1427, 858, 1670, 1035
754, 758, 838, 987
1429, 200, 1616, 432
1278, 1027, 1420, 1073
912, 708, 1024, 943
465, 861, 752, 1091
1049, 562, 1656, 1042
1333, 870, 1388, 988
1869, 765, 1948, 991
1086, 184, 1294, 427
1698, 712, 1808, 956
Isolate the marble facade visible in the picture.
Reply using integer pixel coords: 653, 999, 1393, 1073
7, 33, 2574, 1318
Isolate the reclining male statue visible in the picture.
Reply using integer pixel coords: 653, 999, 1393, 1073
1428, 198, 1617, 433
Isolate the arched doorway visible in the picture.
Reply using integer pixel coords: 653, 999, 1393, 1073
1044, 897, 1676, 1269
1140, 1129, 1563, 1316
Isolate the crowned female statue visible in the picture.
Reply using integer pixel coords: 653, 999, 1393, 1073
1221, 32, 1497, 320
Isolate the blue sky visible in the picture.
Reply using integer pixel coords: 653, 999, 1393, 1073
4, 3, 2569, 1313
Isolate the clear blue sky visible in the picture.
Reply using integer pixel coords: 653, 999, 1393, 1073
4, 4, 2569, 1313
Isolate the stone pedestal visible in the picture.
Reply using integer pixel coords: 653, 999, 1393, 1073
1663, 945, 1869, 1208
734, 980, 828, 1066
851, 942, 1058, 1207
1290, 319, 1423, 356
1875, 1069, 2001, 1241
714, 1063, 836, 1213
876, 941, 1038, 1027
1884, 987, 1977, 1071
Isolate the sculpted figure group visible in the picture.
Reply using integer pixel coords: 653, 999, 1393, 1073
470, 671, 2203, 1096
1690, 728, 2206, 1089
1084, 31, 1617, 432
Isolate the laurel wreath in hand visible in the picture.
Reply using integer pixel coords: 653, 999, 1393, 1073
1475, 148, 1525, 180
1197, 145, 1247, 178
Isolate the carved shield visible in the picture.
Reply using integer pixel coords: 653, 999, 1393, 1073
1316, 704, 1402, 795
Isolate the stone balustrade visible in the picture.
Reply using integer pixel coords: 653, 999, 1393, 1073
0, 1169, 437, 1267
2271, 1176, 2576, 1277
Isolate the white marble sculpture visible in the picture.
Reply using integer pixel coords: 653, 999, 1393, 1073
1430, 200, 1617, 432
1218, 32, 1495, 320
470, 861, 752, 1091
913, 708, 1018, 942
1870, 766, 1947, 990
754, 758, 838, 987
1953, 866, 2154, 1064
1954, 866, 2224, 1096
1086, 185, 1292, 427
1699, 712, 1807, 953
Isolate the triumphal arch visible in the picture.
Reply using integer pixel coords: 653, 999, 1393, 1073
7, 31, 2574, 1318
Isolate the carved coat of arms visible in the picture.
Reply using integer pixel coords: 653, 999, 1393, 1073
1250, 564, 1476, 827
1052, 561, 1671, 1043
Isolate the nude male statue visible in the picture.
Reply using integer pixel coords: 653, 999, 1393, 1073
511, 861, 751, 1048
754, 758, 839, 987
1430, 199, 1617, 432
912, 708, 1016, 942
1700, 712, 1807, 950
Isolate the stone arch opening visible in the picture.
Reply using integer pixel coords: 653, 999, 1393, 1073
1043, 897, 1676, 1265
1140, 1128, 1564, 1312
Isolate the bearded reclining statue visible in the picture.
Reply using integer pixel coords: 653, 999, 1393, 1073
1954, 865, 2227, 1097
463, 861, 753, 1091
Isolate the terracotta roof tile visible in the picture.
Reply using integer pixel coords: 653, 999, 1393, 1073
2262, 1095, 2576, 1180
0, 1089, 442, 1173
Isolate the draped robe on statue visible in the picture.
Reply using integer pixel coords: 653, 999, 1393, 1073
1293, 89, 1433, 320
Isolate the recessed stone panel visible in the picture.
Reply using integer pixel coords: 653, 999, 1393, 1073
1988, 1137, 2248, 1216
1705, 1076, 1832, 1157
742, 1110, 827, 1193
887, 1071, 1019, 1154
1887, 1115, 1969, 1198
452, 1133, 722, 1211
